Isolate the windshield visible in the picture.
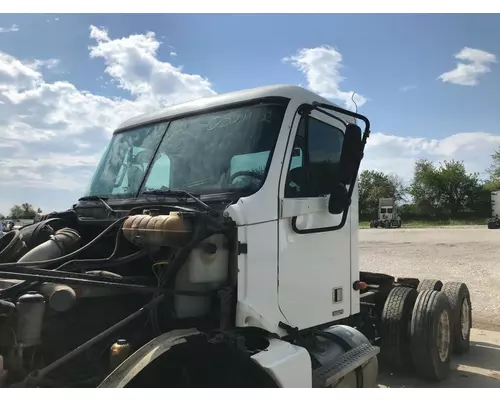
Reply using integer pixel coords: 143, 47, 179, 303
86, 101, 288, 198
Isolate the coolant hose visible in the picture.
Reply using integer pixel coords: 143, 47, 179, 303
0, 230, 27, 263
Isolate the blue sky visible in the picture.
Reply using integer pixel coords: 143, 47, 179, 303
0, 13, 499, 215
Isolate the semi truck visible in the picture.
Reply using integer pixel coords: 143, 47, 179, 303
369, 198, 402, 228
0, 85, 472, 387
488, 191, 500, 229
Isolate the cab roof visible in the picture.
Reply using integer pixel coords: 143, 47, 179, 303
115, 84, 344, 132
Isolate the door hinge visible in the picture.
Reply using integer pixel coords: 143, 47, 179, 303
237, 241, 248, 255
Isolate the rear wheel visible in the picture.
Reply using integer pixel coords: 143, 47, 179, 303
410, 290, 452, 381
441, 282, 472, 354
417, 279, 443, 292
380, 286, 418, 370
488, 221, 498, 229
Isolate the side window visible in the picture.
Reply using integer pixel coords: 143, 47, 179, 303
285, 116, 344, 198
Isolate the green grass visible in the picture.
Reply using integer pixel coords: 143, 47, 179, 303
359, 219, 487, 229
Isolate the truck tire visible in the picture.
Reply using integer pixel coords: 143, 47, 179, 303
380, 286, 418, 370
410, 290, 452, 381
417, 279, 443, 292
441, 282, 472, 354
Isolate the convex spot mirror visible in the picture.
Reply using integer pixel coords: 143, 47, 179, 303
328, 123, 362, 215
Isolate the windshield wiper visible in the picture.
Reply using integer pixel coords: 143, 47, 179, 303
78, 195, 117, 216
142, 189, 217, 215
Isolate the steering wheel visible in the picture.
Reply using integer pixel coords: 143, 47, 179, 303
229, 170, 264, 185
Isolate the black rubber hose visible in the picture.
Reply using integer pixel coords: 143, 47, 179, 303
0, 227, 81, 299
0, 270, 156, 293
55, 222, 126, 271
17, 228, 81, 263
0, 217, 127, 299
0, 264, 145, 285
0, 216, 128, 269
0, 299, 16, 315
18, 287, 210, 385
57, 248, 147, 272
0, 230, 26, 263
0, 249, 147, 300
31, 295, 166, 381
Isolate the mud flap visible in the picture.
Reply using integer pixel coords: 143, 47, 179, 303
312, 343, 380, 388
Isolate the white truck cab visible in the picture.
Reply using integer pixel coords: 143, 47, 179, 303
0, 85, 472, 388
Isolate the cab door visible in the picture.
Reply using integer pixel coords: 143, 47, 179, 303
277, 107, 352, 330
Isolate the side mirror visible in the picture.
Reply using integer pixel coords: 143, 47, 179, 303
328, 123, 362, 215
328, 185, 350, 214
338, 123, 362, 185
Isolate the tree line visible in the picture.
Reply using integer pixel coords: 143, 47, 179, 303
359, 149, 500, 222
0, 203, 42, 220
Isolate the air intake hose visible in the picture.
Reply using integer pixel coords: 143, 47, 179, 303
17, 228, 81, 264
0, 230, 27, 263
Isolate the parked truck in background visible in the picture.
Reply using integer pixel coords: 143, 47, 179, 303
370, 198, 402, 228
488, 191, 500, 229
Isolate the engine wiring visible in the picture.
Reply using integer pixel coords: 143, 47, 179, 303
0, 216, 129, 269
150, 259, 173, 335
0, 200, 231, 388
0, 216, 132, 299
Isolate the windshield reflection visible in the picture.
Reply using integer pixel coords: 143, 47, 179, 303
86, 101, 288, 199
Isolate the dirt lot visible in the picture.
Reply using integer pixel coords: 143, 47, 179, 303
360, 226, 500, 331
359, 226, 500, 387
377, 328, 500, 387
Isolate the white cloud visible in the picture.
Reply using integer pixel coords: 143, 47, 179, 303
1, 33, 499, 216
0, 24, 19, 33
399, 84, 417, 92
0, 25, 216, 214
438, 47, 497, 86
170, 51, 177, 57
282, 45, 500, 182
88, 25, 215, 106
28, 58, 60, 70
283, 45, 367, 110
362, 131, 500, 183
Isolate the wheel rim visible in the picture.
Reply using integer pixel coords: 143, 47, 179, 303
437, 310, 451, 362
460, 298, 471, 340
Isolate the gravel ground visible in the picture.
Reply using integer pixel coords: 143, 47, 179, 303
378, 328, 500, 387
359, 226, 500, 331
